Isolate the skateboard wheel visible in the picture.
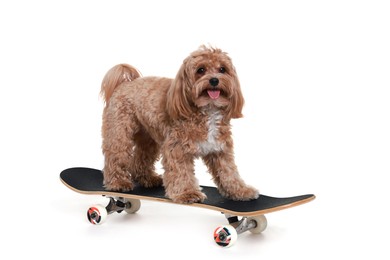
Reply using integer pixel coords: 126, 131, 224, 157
124, 199, 141, 214
213, 225, 237, 248
248, 215, 267, 234
87, 204, 107, 225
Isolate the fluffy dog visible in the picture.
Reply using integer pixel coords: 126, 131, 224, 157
100, 45, 259, 204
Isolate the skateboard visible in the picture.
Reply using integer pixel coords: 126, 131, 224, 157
60, 167, 315, 247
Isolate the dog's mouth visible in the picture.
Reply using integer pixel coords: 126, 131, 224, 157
202, 88, 222, 100
195, 87, 229, 108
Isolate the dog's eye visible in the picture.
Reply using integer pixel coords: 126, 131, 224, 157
219, 67, 226, 73
197, 67, 206, 75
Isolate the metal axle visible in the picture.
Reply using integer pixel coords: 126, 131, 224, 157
224, 213, 257, 234
104, 196, 127, 214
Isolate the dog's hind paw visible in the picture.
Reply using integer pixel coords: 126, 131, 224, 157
136, 173, 163, 188
104, 179, 134, 192
170, 190, 207, 204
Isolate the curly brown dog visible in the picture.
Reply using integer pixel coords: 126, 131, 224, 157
100, 45, 259, 204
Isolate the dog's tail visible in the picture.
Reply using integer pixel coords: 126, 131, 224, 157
100, 64, 142, 104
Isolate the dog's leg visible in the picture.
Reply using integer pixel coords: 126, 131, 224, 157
101, 107, 136, 191
130, 129, 163, 188
162, 145, 207, 204
202, 151, 259, 201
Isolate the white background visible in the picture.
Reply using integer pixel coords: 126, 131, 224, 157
1, 0, 389, 258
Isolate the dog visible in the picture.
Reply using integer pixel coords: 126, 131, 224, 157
100, 45, 259, 204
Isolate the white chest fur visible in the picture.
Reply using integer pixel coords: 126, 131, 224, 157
197, 110, 224, 156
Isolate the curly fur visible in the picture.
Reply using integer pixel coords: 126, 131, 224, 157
100, 45, 259, 204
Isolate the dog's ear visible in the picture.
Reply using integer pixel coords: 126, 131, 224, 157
226, 67, 244, 119
166, 61, 193, 119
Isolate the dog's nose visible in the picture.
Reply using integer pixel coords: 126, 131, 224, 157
209, 78, 219, 87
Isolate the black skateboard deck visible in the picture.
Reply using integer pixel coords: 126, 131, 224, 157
61, 167, 314, 215
60, 167, 315, 247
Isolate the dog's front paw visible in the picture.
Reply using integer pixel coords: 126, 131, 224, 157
170, 190, 207, 204
223, 185, 259, 201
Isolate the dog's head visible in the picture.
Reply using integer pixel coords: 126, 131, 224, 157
167, 45, 244, 120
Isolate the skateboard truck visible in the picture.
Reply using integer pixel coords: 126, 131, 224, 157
213, 213, 268, 247
225, 214, 257, 234
105, 196, 129, 214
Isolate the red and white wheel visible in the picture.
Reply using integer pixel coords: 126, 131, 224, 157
87, 204, 107, 225
213, 225, 237, 247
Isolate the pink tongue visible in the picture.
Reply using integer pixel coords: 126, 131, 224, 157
207, 90, 220, 99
